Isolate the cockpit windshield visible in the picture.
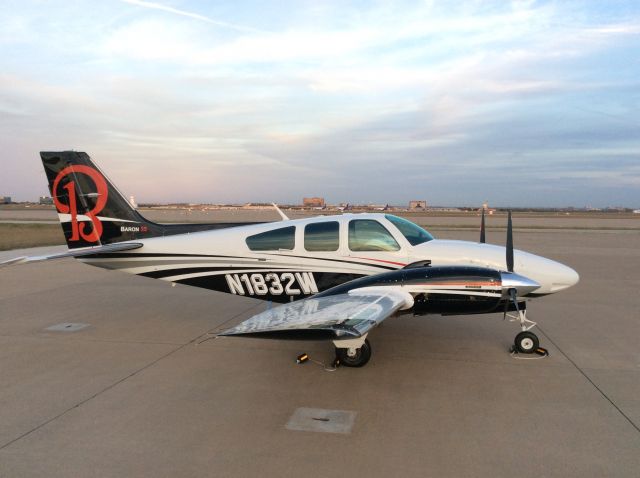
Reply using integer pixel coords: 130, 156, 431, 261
385, 214, 434, 246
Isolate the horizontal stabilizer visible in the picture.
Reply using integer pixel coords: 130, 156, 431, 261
219, 287, 414, 340
0, 242, 143, 267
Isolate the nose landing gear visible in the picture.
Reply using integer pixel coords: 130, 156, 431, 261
506, 288, 540, 354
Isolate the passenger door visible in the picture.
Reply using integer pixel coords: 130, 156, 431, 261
300, 220, 351, 292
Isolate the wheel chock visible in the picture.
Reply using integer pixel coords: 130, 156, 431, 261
510, 345, 549, 359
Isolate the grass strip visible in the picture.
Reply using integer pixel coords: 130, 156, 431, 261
0, 223, 65, 251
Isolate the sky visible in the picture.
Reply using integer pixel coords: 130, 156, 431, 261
0, 0, 639, 207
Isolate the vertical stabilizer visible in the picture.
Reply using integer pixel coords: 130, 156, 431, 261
41, 151, 154, 248
40, 151, 264, 249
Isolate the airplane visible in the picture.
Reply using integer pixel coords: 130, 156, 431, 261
3, 151, 579, 367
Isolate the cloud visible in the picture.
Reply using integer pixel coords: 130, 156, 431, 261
1, 1, 640, 206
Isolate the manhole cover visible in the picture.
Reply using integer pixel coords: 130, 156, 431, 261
45, 323, 91, 332
285, 407, 357, 434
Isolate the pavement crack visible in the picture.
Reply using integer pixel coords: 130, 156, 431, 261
538, 324, 640, 435
0, 342, 187, 451
0, 303, 262, 451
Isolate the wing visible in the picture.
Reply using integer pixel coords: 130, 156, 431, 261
218, 287, 414, 340
0, 242, 143, 267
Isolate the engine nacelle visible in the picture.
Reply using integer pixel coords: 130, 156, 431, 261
317, 266, 506, 316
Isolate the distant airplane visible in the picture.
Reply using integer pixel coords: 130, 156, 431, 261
3, 152, 579, 367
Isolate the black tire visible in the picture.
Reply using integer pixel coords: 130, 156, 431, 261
514, 331, 539, 354
335, 339, 372, 367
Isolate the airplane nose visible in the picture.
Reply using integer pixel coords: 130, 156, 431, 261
548, 262, 579, 293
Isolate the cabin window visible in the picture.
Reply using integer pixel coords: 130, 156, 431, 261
385, 214, 434, 245
348, 220, 400, 252
304, 221, 340, 251
246, 226, 295, 251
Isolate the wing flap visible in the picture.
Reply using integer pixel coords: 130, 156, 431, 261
219, 287, 414, 340
0, 242, 143, 267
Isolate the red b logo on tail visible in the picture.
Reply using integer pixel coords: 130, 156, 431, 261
53, 166, 108, 243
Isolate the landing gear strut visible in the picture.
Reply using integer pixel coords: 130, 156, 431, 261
506, 288, 539, 354
334, 337, 372, 367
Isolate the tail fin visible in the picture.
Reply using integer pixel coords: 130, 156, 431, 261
41, 151, 158, 248
41, 151, 264, 249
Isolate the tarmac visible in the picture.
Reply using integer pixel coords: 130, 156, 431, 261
1, 222, 639, 477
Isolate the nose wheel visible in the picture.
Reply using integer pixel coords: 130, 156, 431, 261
514, 331, 539, 353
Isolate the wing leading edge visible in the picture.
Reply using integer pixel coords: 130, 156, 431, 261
218, 287, 414, 341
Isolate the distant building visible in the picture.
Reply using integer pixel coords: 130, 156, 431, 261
39, 196, 54, 205
0, 196, 11, 204
303, 197, 325, 208
409, 200, 427, 210
129, 195, 137, 208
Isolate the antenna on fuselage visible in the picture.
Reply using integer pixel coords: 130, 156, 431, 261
272, 203, 290, 221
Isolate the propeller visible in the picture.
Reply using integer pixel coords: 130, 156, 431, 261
506, 210, 514, 272
479, 207, 514, 272
503, 212, 515, 319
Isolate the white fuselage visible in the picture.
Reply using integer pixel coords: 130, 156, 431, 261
80, 213, 579, 299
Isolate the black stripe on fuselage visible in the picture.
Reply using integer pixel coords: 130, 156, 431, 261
81, 252, 250, 259
174, 271, 365, 303
139, 265, 294, 279
81, 252, 398, 271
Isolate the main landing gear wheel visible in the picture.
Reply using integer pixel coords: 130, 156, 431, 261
514, 331, 539, 354
335, 339, 372, 367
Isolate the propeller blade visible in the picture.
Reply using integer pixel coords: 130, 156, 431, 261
480, 208, 486, 243
506, 210, 514, 272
